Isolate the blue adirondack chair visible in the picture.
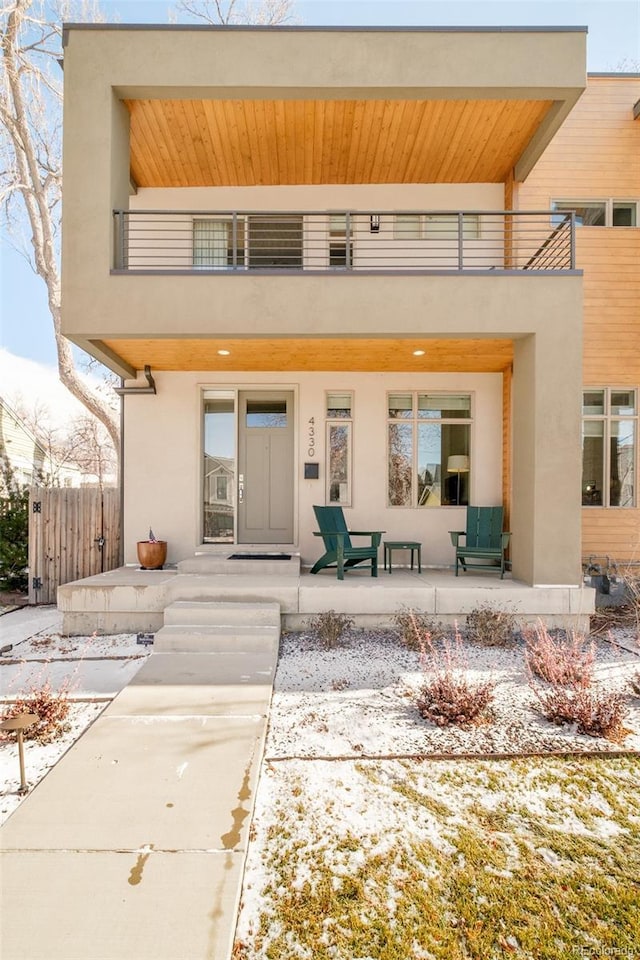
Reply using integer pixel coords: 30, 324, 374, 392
449, 506, 511, 578
310, 505, 383, 580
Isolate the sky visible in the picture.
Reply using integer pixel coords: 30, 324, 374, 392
0, 0, 639, 388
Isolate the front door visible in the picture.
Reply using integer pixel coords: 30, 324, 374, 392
238, 391, 294, 543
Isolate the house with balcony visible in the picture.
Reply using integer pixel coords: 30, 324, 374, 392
60, 24, 594, 629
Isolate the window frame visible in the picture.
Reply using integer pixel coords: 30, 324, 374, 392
582, 387, 637, 508
551, 199, 639, 228
386, 391, 473, 508
325, 391, 353, 506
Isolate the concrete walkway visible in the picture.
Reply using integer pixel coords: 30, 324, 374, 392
0, 604, 279, 960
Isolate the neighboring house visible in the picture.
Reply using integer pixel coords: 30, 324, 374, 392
0, 397, 82, 489
518, 74, 640, 563
61, 25, 593, 584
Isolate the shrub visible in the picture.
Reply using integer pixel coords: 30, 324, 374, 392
0, 456, 29, 592
1, 680, 71, 744
589, 570, 640, 639
525, 624, 595, 687
532, 685, 629, 742
392, 608, 447, 649
306, 610, 354, 649
465, 605, 515, 646
416, 629, 495, 727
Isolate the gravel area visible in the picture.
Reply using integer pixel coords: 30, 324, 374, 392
267, 629, 640, 758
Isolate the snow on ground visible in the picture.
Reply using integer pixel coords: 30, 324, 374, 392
268, 629, 640, 758
0, 630, 148, 825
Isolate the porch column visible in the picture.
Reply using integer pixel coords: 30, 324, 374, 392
511, 325, 582, 585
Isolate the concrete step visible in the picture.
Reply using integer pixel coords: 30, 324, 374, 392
163, 600, 281, 628
153, 624, 279, 654
177, 554, 300, 576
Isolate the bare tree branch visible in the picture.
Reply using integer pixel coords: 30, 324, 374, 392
176, 0, 296, 26
0, 0, 120, 462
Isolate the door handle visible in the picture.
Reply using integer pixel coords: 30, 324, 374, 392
238, 475, 244, 503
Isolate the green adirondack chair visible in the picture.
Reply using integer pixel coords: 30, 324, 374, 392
449, 506, 511, 578
310, 505, 383, 580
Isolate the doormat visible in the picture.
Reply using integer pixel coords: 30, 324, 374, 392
228, 553, 292, 560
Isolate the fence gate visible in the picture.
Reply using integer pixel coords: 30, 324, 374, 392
28, 486, 121, 604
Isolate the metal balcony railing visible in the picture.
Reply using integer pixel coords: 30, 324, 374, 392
112, 209, 576, 274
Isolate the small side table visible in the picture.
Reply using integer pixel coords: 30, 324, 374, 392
384, 540, 422, 574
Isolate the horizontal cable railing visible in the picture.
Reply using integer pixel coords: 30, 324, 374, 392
113, 209, 575, 273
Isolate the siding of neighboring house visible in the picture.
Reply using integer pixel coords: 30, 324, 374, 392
518, 76, 640, 562
0, 398, 82, 488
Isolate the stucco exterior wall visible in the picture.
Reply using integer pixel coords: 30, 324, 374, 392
123, 370, 503, 568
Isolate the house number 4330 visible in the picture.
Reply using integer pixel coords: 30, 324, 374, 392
307, 417, 316, 457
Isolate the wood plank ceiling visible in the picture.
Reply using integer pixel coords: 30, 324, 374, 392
101, 338, 514, 373
125, 98, 553, 187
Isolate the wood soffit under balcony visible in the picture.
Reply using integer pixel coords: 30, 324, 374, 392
101, 338, 514, 373
125, 98, 553, 187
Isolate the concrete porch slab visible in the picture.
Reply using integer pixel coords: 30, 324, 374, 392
1, 713, 265, 852
299, 573, 436, 615
58, 565, 595, 636
0, 850, 244, 960
102, 652, 276, 717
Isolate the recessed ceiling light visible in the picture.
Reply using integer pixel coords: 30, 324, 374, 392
217, 349, 231, 356
413, 349, 425, 357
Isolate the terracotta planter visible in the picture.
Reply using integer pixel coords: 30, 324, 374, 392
136, 540, 167, 570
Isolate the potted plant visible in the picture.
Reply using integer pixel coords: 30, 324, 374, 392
136, 528, 167, 570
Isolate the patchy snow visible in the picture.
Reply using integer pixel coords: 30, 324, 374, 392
0, 631, 147, 825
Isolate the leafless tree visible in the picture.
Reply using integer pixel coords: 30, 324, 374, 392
0, 0, 119, 458
176, 0, 295, 26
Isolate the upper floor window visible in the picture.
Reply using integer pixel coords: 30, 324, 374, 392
582, 389, 637, 508
394, 214, 480, 240
552, 200, 638, 228
193, 217, 245, 269
387, 393, 472, 507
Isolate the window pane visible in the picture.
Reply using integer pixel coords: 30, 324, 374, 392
329, 214, 347, 236
582, 420, 604, 505
248, 215, 302, 269
610, 390, 636, 416
246, 400, 287, 428
610, 421, 635, 507
583, 390, 605, 416
442, 426, 470, 505
612, 203, 637, 227
394, 214, 421, 239
418, 423, 470, 506
326, 393, 352, 418
388, 394, 413, 419
424, 214, 479, 240
194, 219, 244, 268
418, 394, 471, 419
552, 202, 606, 227
328, 423, 350, 504
203, 397, 235, 542
388, 423, 412, 505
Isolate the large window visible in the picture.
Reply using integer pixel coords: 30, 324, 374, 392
582, 389, 637, 507
552, 200, 638, 228
387, 393, 472, 507
326, 392, 353, 505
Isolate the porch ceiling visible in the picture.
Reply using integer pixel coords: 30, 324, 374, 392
125, 97, 554, 187
101, 337, 514, 373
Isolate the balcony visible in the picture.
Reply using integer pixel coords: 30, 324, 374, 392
113, 209, 575, 275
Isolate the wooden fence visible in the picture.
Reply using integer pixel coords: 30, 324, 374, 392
28, 486, 121, 604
